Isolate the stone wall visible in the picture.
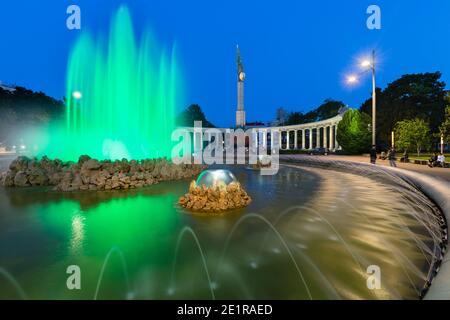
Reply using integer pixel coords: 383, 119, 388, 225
1, 155, 205, 191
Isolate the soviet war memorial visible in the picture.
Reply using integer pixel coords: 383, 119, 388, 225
0, 1, 450, 314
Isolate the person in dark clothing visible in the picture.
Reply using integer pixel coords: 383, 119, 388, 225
428, 152, 439, 168
401, 150, 409, 163
389, 148, 396, 167
370, 145, 377, 164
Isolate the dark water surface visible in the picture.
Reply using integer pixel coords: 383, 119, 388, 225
0, 165, 440, 299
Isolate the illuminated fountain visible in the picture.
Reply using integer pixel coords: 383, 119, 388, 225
35, 5, 182, 161
178, 169, 252, 213
0, 5, 448, 301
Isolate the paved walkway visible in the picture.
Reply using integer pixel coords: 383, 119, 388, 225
0, 155, 16, 172
281, 154, 450, 182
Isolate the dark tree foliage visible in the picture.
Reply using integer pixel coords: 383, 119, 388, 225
440, 105, 450, 143
360, 72, 446, 149
284, 99, 345, 125
176, 104, 215, 128
284, 112, 303, 125
336, 109, 372, 154
0, 86, 64, 145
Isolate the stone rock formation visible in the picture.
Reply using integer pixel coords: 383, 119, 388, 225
251, 156, 272, 170
1, 155, 205, 192
178, 180, 252, 213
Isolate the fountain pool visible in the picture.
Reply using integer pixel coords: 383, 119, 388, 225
0, 164, 444, 300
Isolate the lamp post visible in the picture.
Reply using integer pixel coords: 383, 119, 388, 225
347, 50, 377, 148
391, 131, 395, 149
370, 51, 376, 148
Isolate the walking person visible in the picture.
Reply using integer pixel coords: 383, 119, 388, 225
389, 148, 396, 167
370, 145, 377, 165
428, 152, 438, 168
437, 153, 446, 167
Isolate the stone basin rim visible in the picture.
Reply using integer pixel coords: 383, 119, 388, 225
281, 157, 450, 300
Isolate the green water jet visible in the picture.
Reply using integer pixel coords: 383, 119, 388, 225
39, 5, 182, 161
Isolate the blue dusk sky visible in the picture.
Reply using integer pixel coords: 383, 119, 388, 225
1, 0, 450, 127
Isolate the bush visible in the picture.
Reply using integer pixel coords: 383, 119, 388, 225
336, 109, 371, 154
395, 118, 430, 156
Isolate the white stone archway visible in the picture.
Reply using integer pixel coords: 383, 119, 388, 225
264, 113, 344, 152
179, 112, 346, 154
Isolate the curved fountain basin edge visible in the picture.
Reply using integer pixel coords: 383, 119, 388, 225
281, 156, 450, 300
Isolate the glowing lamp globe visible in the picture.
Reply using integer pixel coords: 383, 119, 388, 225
196, 169, 237, 188
72, 91, 82, 100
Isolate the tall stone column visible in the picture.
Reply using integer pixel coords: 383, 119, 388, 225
302, 130, 306, 150
253, 130, 258, 152
294, 130, 298, 149
316, 127, 321, 148
279, 130, 283, 149
236, 46, 246, 127
264, 130, 267, 148
330, 125, 335, 150
334, 124, 339, 150
286, 131, 290, 150
309, 128, 313, 149
270, 131, 274, 150
324, 126, 328, 149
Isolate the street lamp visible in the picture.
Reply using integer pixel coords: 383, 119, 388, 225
347, 75, 358, 84
346, 50, 377, 148
72, 91, 82, 100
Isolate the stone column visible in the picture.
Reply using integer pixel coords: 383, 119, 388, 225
253, 130, 258, 151
302, 130, 306, 150
316, 127, 321, 148
286, 130, 290, 150
262, 130, 267, 148
294, 130, 298, 149
334, 124, 338, 150
309, 128, 313, 149
279, 130, 283, 149
323, 126, 328, 149
270, 131, 274, 150
330, 126, 335, 150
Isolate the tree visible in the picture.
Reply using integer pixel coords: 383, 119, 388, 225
285, 112, 304, 125
395, 118, 430, 156
336, 109, 371, 154
315, 99, 346, 121
0, 85, 65, 146
439, 105, 450, 144
360, 72, 446, 149
282, 99, 345, 126
275, 107, 288, 125
176, 104, 215, 128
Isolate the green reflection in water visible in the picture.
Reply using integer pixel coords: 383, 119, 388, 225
29, 193, 179, 299
36, 194, 178, 258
